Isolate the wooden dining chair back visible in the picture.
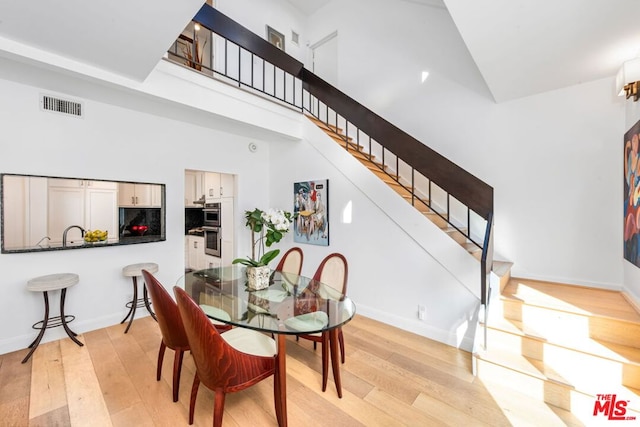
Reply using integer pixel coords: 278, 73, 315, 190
313, 252, 348, 296
142, 269, 190, 402
274, 246, 304, 275
173, 286, 279, 426
296, 253, 348, 393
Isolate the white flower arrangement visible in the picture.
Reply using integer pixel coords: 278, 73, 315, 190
232, 207, 293, 267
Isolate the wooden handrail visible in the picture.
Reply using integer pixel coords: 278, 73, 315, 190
301, 70, 493, 220
192, 4, 493, 221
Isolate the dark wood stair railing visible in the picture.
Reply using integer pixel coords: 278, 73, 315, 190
187, 4, 495, 343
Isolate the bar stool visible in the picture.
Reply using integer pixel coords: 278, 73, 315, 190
22, 273, 83, 364
121, 262, 159, 333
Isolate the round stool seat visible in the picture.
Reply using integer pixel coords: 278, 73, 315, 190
123, 262, 158, 277
27, 273, 79, 292
22, 272, 82, 364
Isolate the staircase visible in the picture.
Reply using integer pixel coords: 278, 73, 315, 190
306, 114, 482, 256
474, 277, 640, 424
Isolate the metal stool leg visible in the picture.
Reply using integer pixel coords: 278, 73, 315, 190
120, 280, 136, 325
123, 277, 139, 334
22, 291, 50, 363
142, 281, 157, 321
60, 288, 83, 347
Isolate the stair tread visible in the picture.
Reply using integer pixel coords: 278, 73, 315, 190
477, 277, 640, 415
484, 316, 640, 365
503, 278, 640, 324
492, 260, 513, 277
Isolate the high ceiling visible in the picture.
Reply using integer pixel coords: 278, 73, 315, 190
443, 0, 640, 102
0, 0, 639, 102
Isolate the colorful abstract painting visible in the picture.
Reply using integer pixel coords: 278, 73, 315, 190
293, 180, 329, 246
624, 120, 640, 267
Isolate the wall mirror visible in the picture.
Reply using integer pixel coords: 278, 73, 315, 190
1, 173, 166, 253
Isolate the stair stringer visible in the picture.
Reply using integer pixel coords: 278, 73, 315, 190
302, 116, 483, 301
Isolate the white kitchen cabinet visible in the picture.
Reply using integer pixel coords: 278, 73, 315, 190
119, 183, 162, 207
187, 235, 206, 270
204, 172, 220, 202
220, 173, 234, 198
204, 172, 234, 202
48, 179, 118, 245
185, 170, 204, 206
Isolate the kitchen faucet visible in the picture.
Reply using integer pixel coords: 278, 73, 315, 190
62, 225, 85, 247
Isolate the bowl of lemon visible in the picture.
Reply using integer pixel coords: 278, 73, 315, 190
84, 229, 108, 244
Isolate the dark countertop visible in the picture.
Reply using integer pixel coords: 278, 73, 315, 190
2, 235, 165, 253
186, 228, 205, 237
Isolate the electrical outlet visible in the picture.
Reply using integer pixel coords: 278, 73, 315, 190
418, 304, 426, 320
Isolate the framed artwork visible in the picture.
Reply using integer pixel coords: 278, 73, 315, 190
266, 25, 285, 51
624, 119, 640, 267
294, 180, 329, 246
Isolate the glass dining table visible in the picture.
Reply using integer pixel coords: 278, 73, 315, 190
177, 265, 356, 427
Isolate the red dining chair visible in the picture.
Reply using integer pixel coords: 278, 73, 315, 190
173, 286, 280, 426
296, 253, 348, 391
142, 269, 230, 403
274, 246, 304, 275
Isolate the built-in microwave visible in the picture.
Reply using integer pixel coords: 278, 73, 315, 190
202, 226, 221, 257
203, 202, 221, 227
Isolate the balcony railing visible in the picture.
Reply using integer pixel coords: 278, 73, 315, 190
167, 17, 302, 111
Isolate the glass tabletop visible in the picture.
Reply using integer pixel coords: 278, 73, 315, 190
177, 266, 356, 335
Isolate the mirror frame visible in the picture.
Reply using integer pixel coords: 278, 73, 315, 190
1, 173, 166, 253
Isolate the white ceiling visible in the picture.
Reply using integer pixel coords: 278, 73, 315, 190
0, 0, 204, 81
444, 0, 640, 102
0, 0, 639, 101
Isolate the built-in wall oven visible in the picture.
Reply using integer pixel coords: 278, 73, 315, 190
203, 202, 221, 227
203, 202, 221, 257
202, 226, 221, 257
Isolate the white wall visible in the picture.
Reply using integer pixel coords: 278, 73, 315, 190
217, 0, 308, 65
305, 0, 625, 290
0, 68, 276, 354
269, 120, 482, 349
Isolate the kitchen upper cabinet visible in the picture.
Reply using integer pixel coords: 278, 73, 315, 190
48, 179, 118, 245
185, 170, 204, 207
204, 172, 220, 202
119, 183, 162, 207
204, 172, 234, 202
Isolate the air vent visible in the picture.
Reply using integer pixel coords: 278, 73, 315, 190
40, 94, 83, 117
291, 30, 299, 46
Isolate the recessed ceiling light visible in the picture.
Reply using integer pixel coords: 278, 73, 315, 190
421, 71, 429, 83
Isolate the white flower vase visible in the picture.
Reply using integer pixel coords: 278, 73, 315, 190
246, 266, 271, 290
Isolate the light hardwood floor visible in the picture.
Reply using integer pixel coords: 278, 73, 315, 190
0, 313, 580, 426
